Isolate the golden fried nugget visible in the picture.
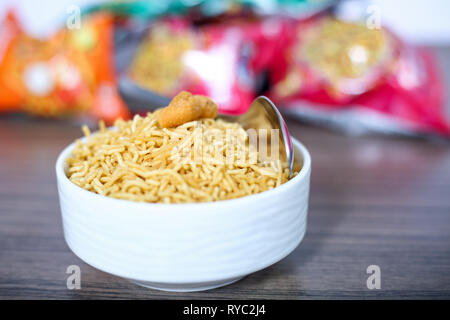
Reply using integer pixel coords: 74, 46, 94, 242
157, 91, 218, 128
194, 95, 218, 118
157, 91, 201, 128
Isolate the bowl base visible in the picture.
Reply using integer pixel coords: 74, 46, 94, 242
130, 276, 243, 292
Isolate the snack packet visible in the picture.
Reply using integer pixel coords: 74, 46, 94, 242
268, 15, 449, 137
0, 10, 129, 123
126, 15, 292, 115
0, 10, 26, 112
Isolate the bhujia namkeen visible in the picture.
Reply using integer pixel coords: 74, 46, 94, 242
66, 91, 298, 203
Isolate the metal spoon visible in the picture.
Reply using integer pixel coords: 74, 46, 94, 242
119, 78, 294, 176
220, 96, 294, 178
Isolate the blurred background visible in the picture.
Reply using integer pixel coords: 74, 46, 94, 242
0, 0, 449, 137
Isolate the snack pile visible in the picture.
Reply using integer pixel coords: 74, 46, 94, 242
67, 92, 295, 203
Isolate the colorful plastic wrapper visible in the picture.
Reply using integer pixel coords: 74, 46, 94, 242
268, 15, 449, 137
1, 4, 447, 138
83, 0, 336, 21
0, 11, 129, 123
126, 15, 292, 114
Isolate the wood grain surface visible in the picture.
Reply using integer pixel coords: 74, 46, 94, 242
0, 48, 450, 300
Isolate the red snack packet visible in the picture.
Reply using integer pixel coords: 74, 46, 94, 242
268, 15, 449, 137
270, 16, 396, 104
127, 16, 289, 115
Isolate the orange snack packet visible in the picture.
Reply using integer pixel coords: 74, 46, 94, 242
0, 10, 129, 123
0, 10, 23, 111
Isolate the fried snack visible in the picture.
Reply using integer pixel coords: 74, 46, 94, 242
66, 111, 297, 203
194, 95, 218, 118
158, 91, 218, 128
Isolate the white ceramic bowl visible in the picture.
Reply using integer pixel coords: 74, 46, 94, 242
56, 138, 311, 292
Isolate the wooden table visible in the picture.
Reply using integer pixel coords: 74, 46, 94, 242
1, 49, 450, 300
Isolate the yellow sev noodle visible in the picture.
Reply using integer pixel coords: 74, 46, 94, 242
66, 113, 298, 203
